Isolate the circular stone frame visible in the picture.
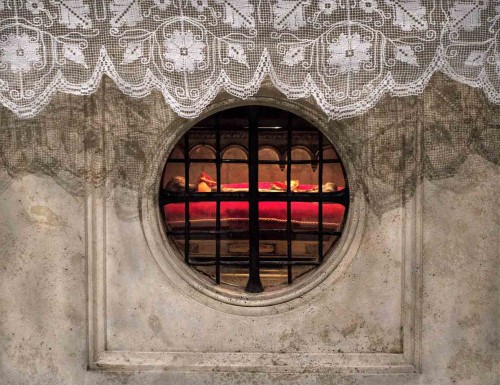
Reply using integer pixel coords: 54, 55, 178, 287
140, 98, 366, 315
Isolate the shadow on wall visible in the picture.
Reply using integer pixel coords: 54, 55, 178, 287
0, 74, 498, 219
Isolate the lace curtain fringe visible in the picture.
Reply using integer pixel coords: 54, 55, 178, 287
0, 0, 498, 119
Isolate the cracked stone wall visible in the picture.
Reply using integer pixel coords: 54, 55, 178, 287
0, 74, 498, 385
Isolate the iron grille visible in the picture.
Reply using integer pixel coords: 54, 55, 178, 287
159, 106, 349, 293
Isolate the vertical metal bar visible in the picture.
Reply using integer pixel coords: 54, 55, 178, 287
215, 114, 221, 284
286, 113, 293, 284
338, 147, 350, 215
245, 106, 264, 293
318, 134, 324, 263
184, 133, 190, 264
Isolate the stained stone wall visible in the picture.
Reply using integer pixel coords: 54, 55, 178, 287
0, 75, 498, 385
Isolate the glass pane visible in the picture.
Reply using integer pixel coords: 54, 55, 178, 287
322, 203, 345, 231
291, 164, 318, 192
218, 107, 248, 131
322, 163, 346, 190
290, 146, 315, 162
221, 132, 249, 157
166, 202, 239, 232
187, 238, 214, 263
292, 265, 316, 281
189, 163, 217, 192
221, 163, 248, 189
169, 234, 187, 258
322, 234, 340, 258
168, 144, 184, 159
259, 131, 286, 163
194, 265, 217, 282
220, 202, 249, 231
163, 202, 187, 231
221, 147, 248, 188
220, 265, 248, 288
291, 131, 319, 160
192, 114, 216, 129
258, 198, 292, 288
258, 163, 287, 191
220, 220, 250, 286
258, 107, 288, 129
290, 112, 316, 131
163, 202, 250, 232
258, 146, 281, 161
190, 143, 215, 159
322, 144, 339, 160
259, 201, 286, 230
162, 162, 186, 191
258, 237, 287, 287
222, 145, 248, 161
290, 201, 320, 231
259, 267, 288, 288
292, 239, 319, 262
225, 240, 250, 256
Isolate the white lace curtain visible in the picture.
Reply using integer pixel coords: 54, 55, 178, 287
0, 0, 498, 119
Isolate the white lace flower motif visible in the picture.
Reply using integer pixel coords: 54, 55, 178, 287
153, 0, 170, 11
26, 0, 45, 14
0, 33, 41, 73
328, 33, 371, 73
164, 30, 205, 73
190, 0, 208, 12
359, 0, 378, 13
318, 0, 337, 14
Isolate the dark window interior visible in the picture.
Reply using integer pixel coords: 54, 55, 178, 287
160, 106, 349, 293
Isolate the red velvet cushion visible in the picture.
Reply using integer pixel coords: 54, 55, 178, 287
164, 181, 345, 230
219, 182, 343, 191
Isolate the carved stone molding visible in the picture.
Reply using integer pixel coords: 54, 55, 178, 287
87, 97, 423, 373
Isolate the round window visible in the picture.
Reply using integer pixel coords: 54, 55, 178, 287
159, 106, 349, 293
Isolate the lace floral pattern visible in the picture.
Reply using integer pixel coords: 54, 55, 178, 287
0, 0, 498, 119
163, 30, 206, 72
327, 33, 372, 73
0, 33, 41, 73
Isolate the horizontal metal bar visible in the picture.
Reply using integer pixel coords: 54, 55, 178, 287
189, 126, 319, 132
190, 255, 317, 262
259, 229, 342, 236
188, 260, 321, 267
166, 158, 248, 164
167, 229, 249, 236
255, 190, 348, 203
167, 159, 340, 165
168, 233, 338, 241
223, 159, 247, 164
168, 229, 340, 237
257, 260, 320, 266
161, 192, 249, 203
161, 189, 348, 203
258, 159, 340, 165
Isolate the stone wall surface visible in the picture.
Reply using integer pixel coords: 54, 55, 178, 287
0, 75, 498, 385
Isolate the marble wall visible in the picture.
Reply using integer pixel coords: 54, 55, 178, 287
0, 75, 498, 385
